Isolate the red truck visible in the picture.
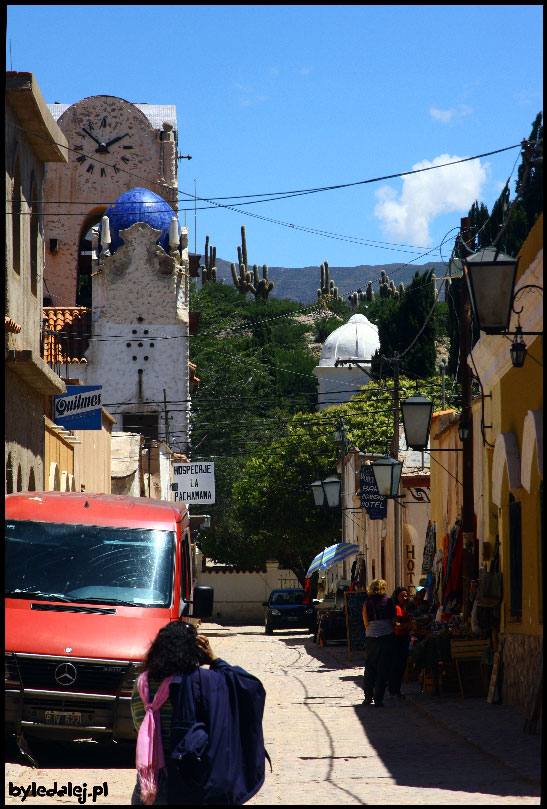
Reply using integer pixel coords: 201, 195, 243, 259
5, 491, 213, 743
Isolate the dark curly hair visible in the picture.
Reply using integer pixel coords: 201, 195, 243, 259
142, 621, 201, 679
392, 586, 409, 602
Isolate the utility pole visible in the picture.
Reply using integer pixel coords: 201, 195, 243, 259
163, 389, 169, 448
459, 216, 475, 619
392, 351, 401, 588
194, 179, 197, 255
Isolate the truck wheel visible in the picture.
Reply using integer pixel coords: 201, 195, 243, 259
265, 621, 274, 635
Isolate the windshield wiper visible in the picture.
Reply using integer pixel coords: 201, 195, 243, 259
70, 596, 146, 607
6, 590, 73, 602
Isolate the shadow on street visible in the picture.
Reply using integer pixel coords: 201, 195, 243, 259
5, 733, 135, 770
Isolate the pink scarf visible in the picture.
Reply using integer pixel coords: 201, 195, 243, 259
136, 671, 174, 805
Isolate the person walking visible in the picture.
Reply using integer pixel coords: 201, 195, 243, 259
131, 621, 267, 805
362, 578, 396, 707
387, 586, 414, 699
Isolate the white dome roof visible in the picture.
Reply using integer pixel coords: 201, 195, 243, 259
318, 314, 380, 367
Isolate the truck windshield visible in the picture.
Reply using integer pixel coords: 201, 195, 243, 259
5, 520, 174, 608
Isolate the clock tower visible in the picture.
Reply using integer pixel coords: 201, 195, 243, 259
43, 95, 178, 306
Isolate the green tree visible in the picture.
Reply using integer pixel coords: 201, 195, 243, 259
225, 377, 445, 582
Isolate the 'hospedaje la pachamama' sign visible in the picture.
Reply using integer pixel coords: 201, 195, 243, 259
54, 385, 103, 430
172, 462, 215, 505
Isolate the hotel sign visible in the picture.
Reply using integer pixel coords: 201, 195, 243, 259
172, 462, 215, 505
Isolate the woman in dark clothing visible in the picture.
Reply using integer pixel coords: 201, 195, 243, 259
131, 621, 267, 806
362, 578, 396, 707
388, 586, 414, 698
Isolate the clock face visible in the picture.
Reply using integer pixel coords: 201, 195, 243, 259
72, 114, 137, 178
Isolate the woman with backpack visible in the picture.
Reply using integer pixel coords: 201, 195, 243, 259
131, 621, 267, 805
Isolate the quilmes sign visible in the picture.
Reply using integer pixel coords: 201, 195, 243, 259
54, 385, 103, 430
359, 464, 387, 520
172, 462, 215, 505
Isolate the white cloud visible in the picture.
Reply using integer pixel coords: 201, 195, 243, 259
374, 155, 489, 245
429, 104, 473, 125
233, 82, 270, 107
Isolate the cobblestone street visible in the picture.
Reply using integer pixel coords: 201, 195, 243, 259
5, 624, 541, 805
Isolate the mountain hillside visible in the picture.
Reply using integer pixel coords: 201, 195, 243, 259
207, 258, 447, 304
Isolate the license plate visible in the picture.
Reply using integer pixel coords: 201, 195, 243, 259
44, 711, 82, 726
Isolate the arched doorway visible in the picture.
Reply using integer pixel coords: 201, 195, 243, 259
76, 210, 106, 307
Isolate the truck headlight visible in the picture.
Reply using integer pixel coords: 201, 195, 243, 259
270, 609, 281, 616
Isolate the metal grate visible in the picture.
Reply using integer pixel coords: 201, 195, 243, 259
16, 655, 130, 694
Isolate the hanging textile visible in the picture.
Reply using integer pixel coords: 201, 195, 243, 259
444, 525, 463, 606
421, 520, 436, 574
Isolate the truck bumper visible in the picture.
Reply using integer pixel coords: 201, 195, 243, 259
5, 688, 136, 741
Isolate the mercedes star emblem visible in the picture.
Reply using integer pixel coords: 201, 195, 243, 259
55, 662, 77, 686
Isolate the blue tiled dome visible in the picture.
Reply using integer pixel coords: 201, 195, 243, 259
100, 187, 176, 253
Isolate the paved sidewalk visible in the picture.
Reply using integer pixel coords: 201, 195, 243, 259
308, 637, 542, 786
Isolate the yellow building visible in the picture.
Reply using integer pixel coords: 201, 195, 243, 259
468, 214, 542, 714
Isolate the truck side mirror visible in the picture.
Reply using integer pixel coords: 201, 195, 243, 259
192, 585, 214, 619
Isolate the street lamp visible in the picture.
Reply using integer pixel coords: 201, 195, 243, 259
401, 394, 434, 451
371, 456, 402, 498
463, 246, 519, 334
509, 325, 527, 368
463, 245, 543, 368
310, 476, 341, 508
458, 418, 470, 442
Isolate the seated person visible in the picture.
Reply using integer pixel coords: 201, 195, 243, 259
408, 586, 430, 615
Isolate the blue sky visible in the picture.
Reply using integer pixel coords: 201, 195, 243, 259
7, 5, 543, 274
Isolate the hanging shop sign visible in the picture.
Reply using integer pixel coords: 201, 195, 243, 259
54, 385, 103, 430
172, 462, 215, 505
359, 464, 387, 520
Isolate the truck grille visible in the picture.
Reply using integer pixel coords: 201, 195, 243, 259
15, 654, 131, 694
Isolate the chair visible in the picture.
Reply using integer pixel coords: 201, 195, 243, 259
450, 639, 490, 697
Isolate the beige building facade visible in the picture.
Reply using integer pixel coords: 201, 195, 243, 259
5, 72, 67, 493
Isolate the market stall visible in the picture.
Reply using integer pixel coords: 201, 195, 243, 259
305, 543, 359, 646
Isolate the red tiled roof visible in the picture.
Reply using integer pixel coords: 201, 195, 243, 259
42, 307, 90, 365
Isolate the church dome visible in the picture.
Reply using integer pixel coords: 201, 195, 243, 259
318, 314, 380, 367
100, 187, 176, 253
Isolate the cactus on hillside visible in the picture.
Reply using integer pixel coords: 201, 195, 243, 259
230, 225, 274, 299
201, 235, 217, 285
252, 263, 274, 300
317, 260, 338, 302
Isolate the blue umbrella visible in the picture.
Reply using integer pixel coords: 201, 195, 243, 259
305, 542, 360, 579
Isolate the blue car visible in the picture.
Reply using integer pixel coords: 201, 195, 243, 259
262, 588, 316, 634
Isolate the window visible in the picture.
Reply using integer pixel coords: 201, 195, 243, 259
508, 493, 522, 619
122, 413, 159, 442
76, 213, 104, 307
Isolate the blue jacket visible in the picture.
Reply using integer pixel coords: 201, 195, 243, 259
167, 658, 267, 805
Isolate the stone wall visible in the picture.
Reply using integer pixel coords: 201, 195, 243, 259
5, 371, 46, 492
500, 632, 542, 719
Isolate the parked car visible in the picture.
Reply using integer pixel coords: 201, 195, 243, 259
262, 588, 316, 634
